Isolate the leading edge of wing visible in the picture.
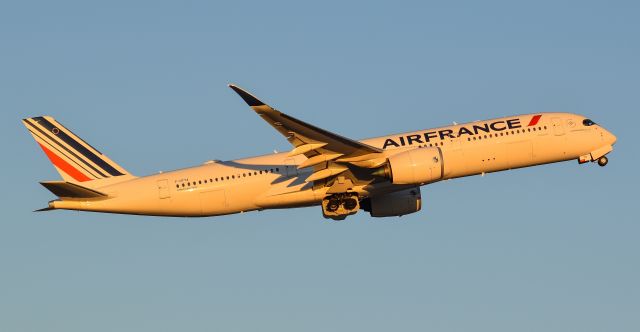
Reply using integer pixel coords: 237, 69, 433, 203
227, 84, 383, 157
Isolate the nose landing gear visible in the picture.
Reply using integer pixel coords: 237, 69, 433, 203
597, 156, 608, 167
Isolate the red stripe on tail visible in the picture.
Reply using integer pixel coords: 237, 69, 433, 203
528, 115, 542, 127
38, 143, 91, 182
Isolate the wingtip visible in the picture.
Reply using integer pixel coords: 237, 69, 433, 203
228, 84, 265, 107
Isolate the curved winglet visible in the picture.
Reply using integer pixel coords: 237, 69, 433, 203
228, 84, 265, 107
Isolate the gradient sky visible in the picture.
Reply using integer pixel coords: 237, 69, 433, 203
1, 1, 639, 331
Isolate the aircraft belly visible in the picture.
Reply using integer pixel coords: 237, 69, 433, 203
200, 189, 228, 215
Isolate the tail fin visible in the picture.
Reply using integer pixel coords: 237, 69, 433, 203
22, 116, 135, 186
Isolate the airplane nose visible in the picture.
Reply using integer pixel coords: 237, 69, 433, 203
604, 129, 617, 145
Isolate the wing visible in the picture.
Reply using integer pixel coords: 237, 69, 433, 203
229, 84, 386, 182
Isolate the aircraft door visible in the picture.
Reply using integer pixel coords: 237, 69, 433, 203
157, 179, 170, 199
284, 158, 298, 177
552, 117, 565, 136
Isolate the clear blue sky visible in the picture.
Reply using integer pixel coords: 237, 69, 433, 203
1, 1, 638, 331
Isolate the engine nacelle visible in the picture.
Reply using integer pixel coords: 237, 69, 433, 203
380, 147, 443, 185
361, 187, 422, 217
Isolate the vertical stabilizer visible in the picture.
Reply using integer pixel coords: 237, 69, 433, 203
22, 116, 135, 187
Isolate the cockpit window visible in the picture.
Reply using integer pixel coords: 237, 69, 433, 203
583, 119, 596, 126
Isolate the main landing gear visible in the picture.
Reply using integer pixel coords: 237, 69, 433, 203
597, 156, 608, 167
322, 193, 360, 220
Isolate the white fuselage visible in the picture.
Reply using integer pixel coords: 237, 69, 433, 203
50, 112, 616, 217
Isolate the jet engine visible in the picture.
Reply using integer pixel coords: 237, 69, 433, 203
361, 187, 422, 217
374, 147, 443, 185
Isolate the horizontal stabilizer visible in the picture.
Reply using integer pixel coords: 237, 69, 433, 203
40, 181, 108, 199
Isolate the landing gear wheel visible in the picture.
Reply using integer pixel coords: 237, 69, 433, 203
327, 199, 340, 212
343, 198, 358, 211
597, 156, 608, 167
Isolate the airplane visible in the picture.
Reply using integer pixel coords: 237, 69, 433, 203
23, 84, 617, 220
